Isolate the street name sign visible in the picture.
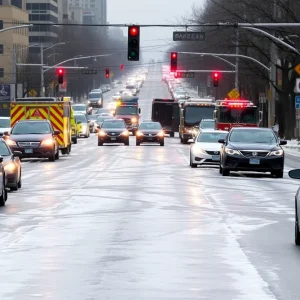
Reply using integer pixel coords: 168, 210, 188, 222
82, 68, 97, 75
175, 72, 195, 78
295, 96, 300, 109
173, 31, 205, 41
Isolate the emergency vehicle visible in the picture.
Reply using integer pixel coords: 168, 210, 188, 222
10, 97, 72, 154
214, 99, 262, 131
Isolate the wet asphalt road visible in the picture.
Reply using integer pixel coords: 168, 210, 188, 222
2, 66, 300, 300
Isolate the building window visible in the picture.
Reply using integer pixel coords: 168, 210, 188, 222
0, 45, 3, 54
11, 0, 23, 9
0, 21, 3, 30
0, 68, 4, 78
0, 0, 2, 5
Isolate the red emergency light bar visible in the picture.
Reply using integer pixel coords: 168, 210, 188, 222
217, 99, 255, 107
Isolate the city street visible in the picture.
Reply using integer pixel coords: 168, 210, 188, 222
1, 68, 300, 300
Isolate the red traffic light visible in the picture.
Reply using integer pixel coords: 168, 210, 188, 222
105, 68, 109, 78
213, 72, 219, 78
56, 68, 64, 75
120, 64, 124, 70
171, 52, 177, 59
129, 26, 139, 36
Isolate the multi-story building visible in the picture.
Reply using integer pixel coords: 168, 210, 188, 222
0, 0, 29, 98
26, 0, 59, 48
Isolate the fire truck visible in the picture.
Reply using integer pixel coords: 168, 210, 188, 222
214, 99, 262, 131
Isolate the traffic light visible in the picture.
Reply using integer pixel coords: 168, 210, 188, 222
120, 64, 124, 71
105, 68, 109, 78
56, 68, 64, 84
128, 25, 140, 61
170, 52, 177, 72
213, 72, 219, 87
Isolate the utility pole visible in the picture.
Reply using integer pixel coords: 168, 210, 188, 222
269, 0, 277, 128
235, 29, 239, 92
40, 43, 45, 97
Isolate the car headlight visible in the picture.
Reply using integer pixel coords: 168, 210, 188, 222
136, 131, 143, 137
6, 139, 17, 146
87, 101, 90, 104
225, 148, 241, 155
98, 100, 102, 104
157, 131, 164, 137
121, 130, 129, 136
99, 131, 106, 137
4, 163, 16, 172
41, 138, 54, 146
131, 117, 138, 123
269, 149, 284, 156
192, 146, 207, 154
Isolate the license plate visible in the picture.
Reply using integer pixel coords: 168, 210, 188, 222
148, 138, 153, 141
212, 155, 220, 161
249, 158, 260, 165
25, 148, 33, 153
111, 137, 116, 141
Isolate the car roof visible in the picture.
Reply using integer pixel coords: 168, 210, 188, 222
17, 119, 50, 123
200, 119, 214, 122
103, 118, 124, 122
230, 127, 272, 131
0, 117, 9, 119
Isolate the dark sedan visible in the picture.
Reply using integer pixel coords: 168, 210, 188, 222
0, 155, 7, 206
0, 139, 21, 191
4, 120, 60, 161
97, 119, 129, 146
136, 121, 164, 146
219, 127, 286, 177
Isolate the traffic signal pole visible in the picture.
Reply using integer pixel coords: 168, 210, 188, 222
40, 44, 45, 97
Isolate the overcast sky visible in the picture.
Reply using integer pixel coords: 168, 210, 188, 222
107, 0, 205, 61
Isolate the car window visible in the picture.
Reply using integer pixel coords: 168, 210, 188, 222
139, 123, 162, 130
73, 105, 85, 111
102, 121, 126, 129
0, 141, 11, 156
200, 120, 215, 129
75, 114, 87, 123
229, 129, 277, 144
0, 118, 10, 128
197, 132, 228, 143
12, 122, 52, 134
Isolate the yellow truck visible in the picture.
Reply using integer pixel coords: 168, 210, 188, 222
11, 97, 72, 154
63, 97, 79, 144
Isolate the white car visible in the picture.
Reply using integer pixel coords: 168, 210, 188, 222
190, 130, 228, 168
0, 117, 11, 137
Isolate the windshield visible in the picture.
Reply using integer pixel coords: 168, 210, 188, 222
102, 121, 125, 129
73, 105, 86, 111
115, 106, 138, 115
96, 109, 110, 114
0, 142, 10, 156
12, 122, 51, 134
97, 116, 112, 123
200, 120, 215, 129
0, 118, 10, 128
88, 93, 101, 99
229, 129, 277, 144
218, 107, 258, 124
184, 106, 215, 125
75, 114, 87, 123
197, 132, 227, 143
87, 115, 97, 120
139, 122, 162, 130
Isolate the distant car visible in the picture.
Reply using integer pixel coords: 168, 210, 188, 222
199, 119, 215, 130
97, 119, 129, 146
5, 120, 60, 161
0, 139, 21, 191
75, 114, 90, 138
288, 169, 300, 245
190, 130, 228, 168
219, 127, 287, 177
95, 115, 114, 128
87, 90, 103, 108
95, 108, 111, 115
86, 115, 99, 133
0, 117, 11, 137
136, 121, 164, 146
72, 104, 90, 115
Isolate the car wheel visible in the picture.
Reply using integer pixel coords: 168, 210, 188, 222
55, 148, 60, 160
169, 132, 174, 137
0, 178, 6, 206
125, 139, 129, 146
98, 140, 103, 146
17, 171, 22, 189
219, 165, 223, 174
49, 151, 56, 162
72, 137, 78, 144
160, 141, 164, 146
190, 154, 197, 168
136, 141, 140, 146
274, 170, 284, 178
295, 221, 300, 246
222, 168, 230, 176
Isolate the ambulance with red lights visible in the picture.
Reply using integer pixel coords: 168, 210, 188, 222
214, 99, 262, 131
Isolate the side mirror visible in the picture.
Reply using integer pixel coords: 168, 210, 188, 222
54, 130, 60, 135
138, 108, 141, 114
289, 169, 300, 179
259, 111, 263, 122
279, 140, 287, 145
218, 139, 225, 144
3, 131, 9, 136
13, 151, 22, 157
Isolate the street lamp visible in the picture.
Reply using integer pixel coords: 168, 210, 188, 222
0, 24, 33, 34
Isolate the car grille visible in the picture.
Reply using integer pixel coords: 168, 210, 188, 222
123, 118, 132, 126
206, 150, 220, 155
143, 133, 157, 137
107, 132, 120, 137
240, 150, 270, 157
18, 142, 40, 148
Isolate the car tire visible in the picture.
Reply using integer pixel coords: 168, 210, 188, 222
219, 165, 223, 174
125, 139, 129, 146
274, 170, 284, 178
169, 132, 174, 137
222, 168, 230, 176
136, 141, 140, 146
295, 218, 300, 246
10, 183, 18, 191
17, 172, 22, 189
160, 141, 164, 146
0, 178, 6, 206
55, 149, 60, 160
49, 151, 56, 162
98, 140, 103, 146
190, 155, 197, 168
72, 137, 78, 144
